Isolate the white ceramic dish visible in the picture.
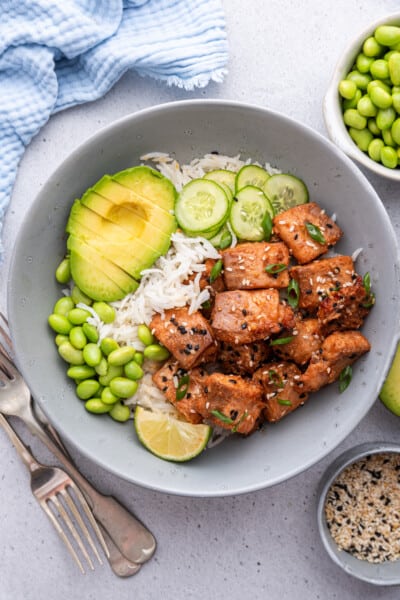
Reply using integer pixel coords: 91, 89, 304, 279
7, 99, 400, 496
317, 442, 400, 586
323, 12, 400, 181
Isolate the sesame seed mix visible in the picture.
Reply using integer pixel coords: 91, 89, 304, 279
324, 453, 400, 563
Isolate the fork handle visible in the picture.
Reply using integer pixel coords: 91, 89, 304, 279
19, 405, 156, 565
0, 414, 41, 474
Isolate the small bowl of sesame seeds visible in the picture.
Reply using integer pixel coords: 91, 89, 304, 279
317, 442, 400, 585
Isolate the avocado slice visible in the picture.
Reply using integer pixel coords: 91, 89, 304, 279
380, 342, 400, 416
67, 200, 136, 241
111, 166, 176, 213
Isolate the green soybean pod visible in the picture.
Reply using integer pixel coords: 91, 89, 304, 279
370, 59, 390, 80
388, 52, 400, 85
133, 352, 144, 366
85, 398, 112, 414
48, 313, 73, 335
356, 53, 374, 73
76, 379, 100, 400
55, 334, 69, 346
69, 326, 87, 350
137, 324, 155, 346
53, 296, 74, 316
375, 25, 400, 47
58, 342, 84, 365
95, 357, 108, 377
124, 360, 144, 381
98, 364, 124, 386
368, 138, 385, 162
376, 106, 396, 130
343, 89, 362, 110
55, 258, 71, 284
363, 36, 384, 57
348, 127, 374, 152
368, 118, 381, 136
109, 402, 131, 423
83, 343, 103, 367
71, 286, 93, 306
67, 365, 96, 379
92, 301, 115, 324
143, 344, 170, 362
109, 377, 138, 398
346, 70, 371, 90
383, 128, 396, 146
82, 322, 99, 343
68, 307, 91, 325
392, 91, 400, 113
391, 117, 400, 144
357, 95, 378, 117
381, 145, 399, 168
343, 109, 367, 130
108, 345, 136, 366
100, 337, 119, 356
369, 85, 393, 109
101, 386, 120, 405
339, 79, 357, 99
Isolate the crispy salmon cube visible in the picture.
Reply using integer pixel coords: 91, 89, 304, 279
218, 341, 271, 375
273, 202, 342, 264
150, 306, 214, 369
253, 361, 308, 422
289, 255, 355, 313
317, 274, 372, 333
272, 317, 323, 365
152, 360, 208, 424
198, 373, 264, 435
300, 330, 371, 393
210, 289, 295, 345
222, 241, 289, 290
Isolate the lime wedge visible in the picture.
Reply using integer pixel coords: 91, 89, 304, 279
134, 406, 212, 462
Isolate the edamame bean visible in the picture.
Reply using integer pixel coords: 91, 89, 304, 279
369, 85, 393, 109
101, 387, 120, 405
85, 398, 112, 414
76, 379, 100, 400
71, 286, 93, 306
343, 109, 367, 130
368, 138, 385, 162
133, 352, 144, 366
376, 106, 396, 130
109, 402, 131, 423
346, 70, 371, 90
143, 344, 170, 362
48, 314, 73, 335
349, 127, 374, 151
375, 26, 400, 48
392, 118, 400, 144
82, 322, 99, 343
58, 342, 84, 365
68, 307, 91, 325
55, 258, 71, 284
356, 53, 374, 73
343, 89, 361, 110
368, 118, 381, 135
108, 345, 136, 366
55, 334, 69, 346
109, 377, 138, 398
383, 128, 396, 146
83, 343, 103, 367
357, 95, 377, 117
100, 337, 119, 356
339, 79, 357, 99
381, 145, 398, 168
53, 296, 74, 316
370, 59, 389, 80
95, 357, 108, 376
137, 324, 155, 346
92, 301, 115, 324
69, 326, 87, 350
98, 364, 124, 386
67, 365, 96, 379
363, 36, 384, 57
124, 360, 144, 381
388, 52, 400, 85
392, 92, 400, 113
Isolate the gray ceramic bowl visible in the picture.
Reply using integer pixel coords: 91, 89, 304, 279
7, 100, 400, 496
317, 442, 400, 585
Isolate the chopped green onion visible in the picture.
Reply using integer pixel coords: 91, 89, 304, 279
210, 409, 234, 424
265, 263, 287, 274
305, 222, 326, 245
268, 369, 284, 388
210, 259, 223, 283
270, 336, 294, 346
232, 410, 248, 433
339, 365, 352, 393
287, 278, 300, 309
277, 399, 292, 406
362, 293, 376, 308
176, 374, 190, 400
362, 272, 371, 295
361, 272, 375, 308
262, 212, 273, 241
201, 299, 212, 310
218, 229, 232, 250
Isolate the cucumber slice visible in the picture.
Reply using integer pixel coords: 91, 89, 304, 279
229, 186, 274, 241
204, 169, 236, 194
235, 164, 271, 192
175, 179, 229, 234
209, 225, 232, 249
263, 173, 309, 214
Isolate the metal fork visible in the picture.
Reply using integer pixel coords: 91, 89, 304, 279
0, 412, 107, 573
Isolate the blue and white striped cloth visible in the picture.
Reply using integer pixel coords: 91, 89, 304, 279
0, 0, 228, 251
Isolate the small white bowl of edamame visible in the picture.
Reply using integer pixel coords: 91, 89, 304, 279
323, 12, 400, 181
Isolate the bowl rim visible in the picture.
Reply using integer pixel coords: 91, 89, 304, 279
323, 12, 400, 180
7, 98, 400, 496
317, 442, 400, 585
